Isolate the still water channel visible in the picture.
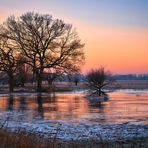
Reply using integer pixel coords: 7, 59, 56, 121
0, 89, 148, 124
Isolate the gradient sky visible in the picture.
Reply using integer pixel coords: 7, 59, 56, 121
0, 0, 148, 74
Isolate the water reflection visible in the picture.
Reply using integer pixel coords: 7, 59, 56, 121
19, 96, 27, 111
88, 101, 107, 123
7, 95, 14, 111
37, 93, 44, 118
34, 93, 58, 119
0, 90, 148, 124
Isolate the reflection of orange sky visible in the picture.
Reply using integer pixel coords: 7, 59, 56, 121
0, 13, 148, 74
52, 94, 88, 118
0, 93, 148, 124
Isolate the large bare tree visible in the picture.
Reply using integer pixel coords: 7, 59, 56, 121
1, 12, 85, 91
0, 36, 17, 92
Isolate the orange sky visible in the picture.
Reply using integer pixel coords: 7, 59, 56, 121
0, 14, 148, 74
65, 19, 148, 74
82, 26, 148, 74
0, 1, 148, 74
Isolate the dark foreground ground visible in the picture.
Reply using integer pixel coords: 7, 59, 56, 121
0, 124, 148, 148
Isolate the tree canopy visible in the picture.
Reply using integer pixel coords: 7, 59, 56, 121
0, 12, 85, 91
0, 36, 18, 92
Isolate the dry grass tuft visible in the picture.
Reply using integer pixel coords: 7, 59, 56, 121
0, 128, 54, 148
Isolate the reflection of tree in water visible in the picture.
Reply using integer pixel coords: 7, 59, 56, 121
72, 96, 82, 117
74, 96, 80, 108
37, 93, 44, 119
7, 95, 14, 111
36, 93, 57, 119
19, 96, 27, 111
48, 93, 57, 104
88, 93, 109, 124
89, 102, 105, 112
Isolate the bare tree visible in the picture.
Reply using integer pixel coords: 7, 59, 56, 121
86, 67, 114, 96
0, 36, 17, 92
73, 73, 81, 86
15, 54, 31, 87
1, 12, 85, 92
67, 73, 81, 86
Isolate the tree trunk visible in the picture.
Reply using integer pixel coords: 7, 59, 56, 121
8, 95, 14, 110
75, 81, 78, 86
99, 89, 101, 96
37, 69, 43, 92
48, 80, 53, 90
8, 73, 14, 92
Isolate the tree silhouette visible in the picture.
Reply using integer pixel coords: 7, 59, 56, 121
67, 73, 81, 86
1, 12, 85, 92
0, 36, 17, 92
86, 67, 114, 96
15, 54, 31, 87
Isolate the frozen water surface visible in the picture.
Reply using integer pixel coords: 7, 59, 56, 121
0, 89, 147, 140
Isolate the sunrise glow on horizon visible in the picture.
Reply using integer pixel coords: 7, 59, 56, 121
0, 0, 148, 74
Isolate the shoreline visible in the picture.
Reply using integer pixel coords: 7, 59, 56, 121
0, 87, 148, 94
1, 80, 148, 94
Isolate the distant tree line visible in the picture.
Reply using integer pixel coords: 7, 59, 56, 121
113, 74, 148, 80
54, 73, 148, 83
0, 12, 85, 92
